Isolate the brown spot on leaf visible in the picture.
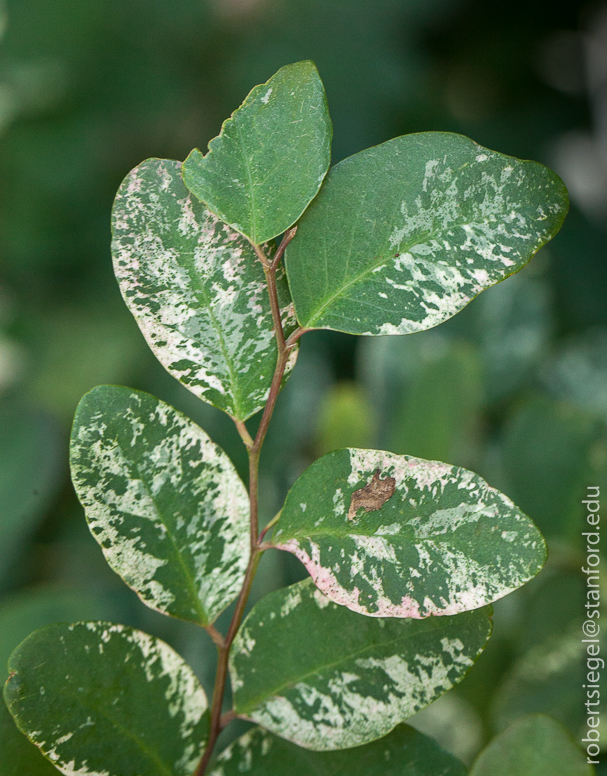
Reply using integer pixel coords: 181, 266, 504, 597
347, 469, 396, 520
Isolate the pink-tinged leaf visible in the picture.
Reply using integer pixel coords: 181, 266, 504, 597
272, 448, 546, 618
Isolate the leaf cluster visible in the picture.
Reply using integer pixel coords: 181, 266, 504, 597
2, 61, 578, 776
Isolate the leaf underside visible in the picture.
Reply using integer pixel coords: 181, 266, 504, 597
230, 579, 491, 750
3, 622, 209, 776
209, 724, 468, 775
272, 448, 546, 618
112, 158, 297, 421
182, 60, 332, 244
70, 385, 250, 625
285, 132, 568, 335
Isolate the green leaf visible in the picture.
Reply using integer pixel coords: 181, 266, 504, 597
470, 715, 594, 776
70, 385, 250, 626
112, 157, 298, 420
272, 448, 546, 618
0, 401, 61, 588
408, 692, 483, 764
182, 61, 332, 244
4, 622, 209, 776
208, 724, 468, 775
491, 624, 602, 738
230, 578, 491, 750
501, 396, 597, 544
388, 343, 482, 464
285, 132, 568, 334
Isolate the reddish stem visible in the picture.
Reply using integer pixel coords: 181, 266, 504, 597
193, 238, 304, 775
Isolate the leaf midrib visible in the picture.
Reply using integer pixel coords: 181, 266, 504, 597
304, 193, 530, 327
305, 220, 461, 327
180, 247, 247, 419
131, 459, 210, 626
235, 623, 460, 713
235, 118, 258, 243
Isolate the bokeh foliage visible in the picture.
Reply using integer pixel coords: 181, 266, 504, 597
0, 0, 605, 768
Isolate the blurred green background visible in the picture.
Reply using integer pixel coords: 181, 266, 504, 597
1, 0, 607, 770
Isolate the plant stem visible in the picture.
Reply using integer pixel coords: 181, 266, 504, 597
194, 238, 301, 775
258, 511, 281, 543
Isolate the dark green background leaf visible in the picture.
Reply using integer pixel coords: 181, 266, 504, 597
273, 448, 546, 617
182, 61, 332, 244
0, 402, 61, 588
112, 158, 297, 420
470, 715, 593, 776
491, 624, 603, 738
70, 385, 250, 625
4, 622, 209, 776
501, 396, 598, 544
209, 724, 468, 775
285, 132, 568, 335
230, 579, 491, 750
388, 343, 482, 464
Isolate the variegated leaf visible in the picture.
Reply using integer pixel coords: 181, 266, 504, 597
470, 715, 593, 776
111, 158, 297, 421
4, 622, 209, 776
230, 579, 491, 750
284, 132, 568, 335
208, 724, 468, 775
271, 448, 546, 618
70, 385, 249, 626
182, 61, 332, 244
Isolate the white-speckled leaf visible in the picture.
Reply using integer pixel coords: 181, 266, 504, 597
284, 132, 568, 335
230, 579, 491, 750
112, 158, 297, 421
70, 385, 249, 626
208, 724, 468, 775
182, 61, 332, 244
4, 622, 209, 776
271, 448, 546, 618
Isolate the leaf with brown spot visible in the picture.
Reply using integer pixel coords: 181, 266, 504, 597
272, 448, 547, 618
347, 468, 395, 520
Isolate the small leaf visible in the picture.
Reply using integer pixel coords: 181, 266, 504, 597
388, 344, 482, 465
182, 61, 332, 244
285, 132, 568, 334
230, 579, 491, 750
70, 385, 250, 625
491, 624, 599, 738
208, 724, 468, 775
470, 714, 594, 776
4, 622, 209, 776
272, 448, 546, 617
112, 158, 297, 420
501, 396, 597, 544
